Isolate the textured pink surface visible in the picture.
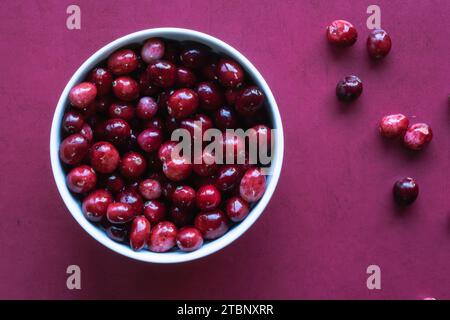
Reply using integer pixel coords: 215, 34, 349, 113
0, 0, 449, 299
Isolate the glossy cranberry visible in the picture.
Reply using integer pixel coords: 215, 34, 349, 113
179, 44, 208, 69
62, 111, 85, 134
215, 165, 241, 192
240, 168, 266, 202
112, 76, 139, 101
176, 227, 203, 252
172, 185, 196, 207
79, 123, 93, 142
176, 67, 197, 88
129, 216, 151, 251
107, 202, 136, 224
196, 82, 225, 110
235, 86, 264, 116
169, 206, 194, 227
147, 60, 177, 88
108, 101, 135, 121
143, 200, 167, 224
107, 49, 139, 75
59, 134, 89, 165
104, 118, 131, 144
138, 71, 161, 96
136, 96, 158, 120
167, 88, 199, 120
217, 58, 244, 88
158, 141, 178, 162
117, 187, 144, 215
336, 75, 363, 102
88, 67, 113, 96
141, 38, 165, 63
214, 106, 238, 130
367, 29, 392, 59
105, 224, 129, 243
393, 177, 419, 206
226, 196, 250, 222
379, 114, 409, 138
194, 210, 229, 240
149, 221, 178, 252
137, 128, 163, 153
90, 141, 120, 174
66, 165, 97, 194
326, 20, 358, 47
104, 174, 125, 194
69, 82, 97, 109
139, 179, 162, 200
143, 116, 164, 132
193, 149, 218, 177
119, 152, 147, 180
196, 184, 221, 211
162, 157, 192, 181
403, 123, 433, 150
82, 189, 113, 222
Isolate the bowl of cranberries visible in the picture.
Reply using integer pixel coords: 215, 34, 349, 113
50, 28, 284, 263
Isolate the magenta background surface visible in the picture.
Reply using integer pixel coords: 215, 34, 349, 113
0, 0, 449, 299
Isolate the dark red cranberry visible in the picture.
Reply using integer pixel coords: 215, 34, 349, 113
107, 49, 139, 75
107, 202, 136, 224
179, 44, 208, 69
172, 185, 196, 207
176, 227, 203, 252
137, 128, 163, 153
88, 67, 113, 96
90, 141, 120, 174
69, 82, 97, 109
379, 114, 409, 138
112, 76, 139, 101
403, 123, 433, 150
139, 179, 162, 200
138, 71, 161, 96
196, 82, 225, 110
176, 67, 197, 88
80, 123, 93, 142
117, 187, 144, 214
143, 116, 164, 132
119, 152, 147, 180
214, 106, 238, 130
235, 86, 264, 116
82, 189, 113, 222
104, 118, 131, 144
326, 20, 358, 47
141, 38, 165, 63
215, 165, 241, 192
196, 184, 221, 211
367, 29, 392, 59
158, 141, 178, 162
66, 165, 97, 194
169, 206, 194, 227
217, 58, 244, 88
162, 157, 192, 181
143, 200, 167, 224
129, 216, 151, 251
149, 221, 177, 252
59, 134, 89, 165
105, 224, 129, 242
336, 75, 363, 102
393, 177, 419, 206
167, 88, 199, 120
226, 196, 250, 222
136, 96, 158, 120
194, 210, 229, 240
193, 149, 218, 177
104, 174, 125, 194
147, 60, 177, 88
62, 111, 85, 134
108, 101, 135, 121
240, 167, 266, 202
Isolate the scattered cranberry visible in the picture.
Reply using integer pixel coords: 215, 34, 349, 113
196, 82, 224, 110
104, 118, 131, 144
136, 96, 158, 120
129, 216, 151, 251
119, 152, 147, 180
172, 186, 196, 207
143, 200, 167, 224
149, 221, 177, 252
88, 67, 113, 96
226, 196, 250, 222
69, 82, 97, 109
215, 165, 241, 192
66, 165, 97, 194
62, 111, 85, 134
82, 189, 113, 222
195, 210, 229, 240
217, 58, 244, 88
214, 106, 237, 131
137, 128, 162, 153
176, 67, 197, 88
112, 76, 139, 101
326, 20, 358, 47
393, 177, 419, 206
108, 49, 139, 75
336, 75, 363, 102
367, 29, 392, 59
404, 123, 433, 150
147, 60, 176, 88
239, 168, 266, 202
379, 114, 409, 138
176, 227, 203, 252
141, 38, 165, 63
90, 141, 120, 174
117, 187, 144, 215
139, 179, 162, 200
108, 101, 135, 121
107, 202, 136, 224
235, 86, 264, 116
196, 185, 221, 211
59, 134, 89, 165
167, 88, 199, 119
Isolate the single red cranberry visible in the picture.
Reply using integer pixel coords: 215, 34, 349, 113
235, 86, 264, 116
147, 60, 177, 88
176, 67, 197, 88
169, 206, 194, 227
143, 200, 167, 224
196, 184, 221, 211
141, 38, 165, 63
379, 114, 409, 138
172, 185, 196, 207
137, 128, 163, 153
138, 71, 161, 96
69, 82, 97, 109
176, 227, 203, 252
217, 59, 244, 88
90, 141, 120, 174
108, 101, 135, 121
149, 221, 177, 252
179, 44, 208, 69
104, 174, 125, 194
88, 67, 113, 96
66, 165, 97, 194
367, 29, 392, 59
62, 111, 85, 134
82, 189, 113, 222
214, 106, 238, 130
196, 82, 225, 110
139, 179, 162, 200
193, 148, 218, 177
117, 187, 144, 214
158, 141, 178, 162
112, 76, 139, 101
105, 224, 129, 243
403, 123, 433, 150
215, 165, 241, 192
326, 20, 358, 47
136, 96, 158, 120
107, 202, 136, 224
225, 88, 241, 106
226, 196, 250, 222
119, 152, 147, 180
162, 157, 192, 181
143, 116, 164, 132
104, 118, 131, 144
129, 216, 151, 251
107, 49, 139, 75
194, 210, 229, 240
239, 168, 266, 202
167, 88, 199, 120
336, 75, 363, 102
80, 123, 93, 142
393, 177, 419, 206
59, 134, 89, 165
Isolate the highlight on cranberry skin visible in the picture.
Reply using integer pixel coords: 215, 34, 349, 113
112, 76, 139, 101
379, 114, 409, 138
139, 179, 162, 200
89, 141, 120, 174
336, 75, 363, 102
66, 165, 97, 194
176, 227, 204, 252
129, 216, 151, 251
194, 210, 229, 240
403, 123, 433, 150
106, 202, 136, 224
326, 20, 358, 47
82, 189, 113, 222
107, 49, 139, 75
196, 185, 222, 211
367, 29, 392, 59
141, 38, 165, 63
149, 221, 178, 252
69, 82, 97, 109
217, 58, 244, 88
59, 133, 89, 165
239, 167, 267, 203
226, 196, 250, 222
393, 177, 419, 206
143, 200, 167, 224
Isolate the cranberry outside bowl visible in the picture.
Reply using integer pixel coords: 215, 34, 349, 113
50, 28, 284, 263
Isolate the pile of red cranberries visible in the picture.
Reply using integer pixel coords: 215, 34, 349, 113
59, 38, 272, 253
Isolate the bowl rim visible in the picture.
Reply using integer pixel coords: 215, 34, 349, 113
50, 27, 284, 263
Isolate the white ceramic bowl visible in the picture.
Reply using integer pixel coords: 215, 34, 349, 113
50, 28, 284, 263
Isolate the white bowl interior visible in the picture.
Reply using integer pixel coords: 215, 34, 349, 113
50, 28, 284, 263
